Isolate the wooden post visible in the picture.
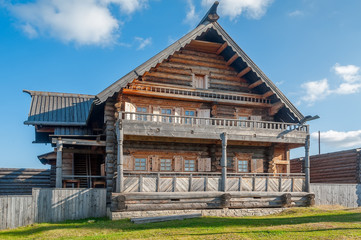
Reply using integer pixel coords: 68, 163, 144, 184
56, 138, 63, 188
305, 134, 310, 192
221, 132, 227, 192
116, 113, 124, 193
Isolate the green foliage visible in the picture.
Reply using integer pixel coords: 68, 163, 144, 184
1, 207, 361, 239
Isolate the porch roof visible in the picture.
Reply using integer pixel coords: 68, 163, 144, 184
24, 90, 95, 126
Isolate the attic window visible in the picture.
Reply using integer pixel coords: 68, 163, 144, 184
192, 74, 208, 89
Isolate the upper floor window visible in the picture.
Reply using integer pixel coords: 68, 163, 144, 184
193, 74, 208, 89
238, 116, 248, 127
160, 159, 172, 171
184, 110, 195, 124
136, 107, 147, 121
134, 158, 147, 171
161, 108, 172, 123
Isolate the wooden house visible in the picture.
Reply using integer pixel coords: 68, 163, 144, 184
24, 2, 312, 212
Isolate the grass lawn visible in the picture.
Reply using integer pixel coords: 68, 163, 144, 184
1, 207, 361, 240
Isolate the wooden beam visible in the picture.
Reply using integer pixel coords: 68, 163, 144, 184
56, 139, 63, 188
269, 101, 285, 116
248, 79, 263, 89
52, 138, 106, 146
237, 67, 251, 78
216, 42, 228, 55
221, 132, 227, 192
263, 91, 275, 98
226, 53, 238, 66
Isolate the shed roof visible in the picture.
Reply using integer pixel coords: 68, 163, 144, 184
23, 90, 95, 126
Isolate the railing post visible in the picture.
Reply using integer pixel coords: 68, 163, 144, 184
116, 112, 124, 193
221, 132, 228, 192
56, 138, 63, 188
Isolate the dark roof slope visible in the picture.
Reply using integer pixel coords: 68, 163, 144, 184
24, 90, 95, 126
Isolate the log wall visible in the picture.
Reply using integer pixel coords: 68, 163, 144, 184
0, 168, 51, 195
291, 148, 361, 183
111, 191, 314, 212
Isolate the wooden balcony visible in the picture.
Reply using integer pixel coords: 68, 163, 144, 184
120, 112, 308, 145
124, 83, 271, 107
121, 172, 306, 193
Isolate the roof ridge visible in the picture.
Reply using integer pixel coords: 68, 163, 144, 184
23, 89, 95, 98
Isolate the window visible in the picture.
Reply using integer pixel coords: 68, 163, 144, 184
136, 107, 147, 121
238, 116, 248, 127
238, 160, 249, 172
161, 109, 172, 123
184, 110, 195, 124
184, 159, 195, 172
134, 158, 147, 171
160, 159, 172, 171
193, 74, 208, 89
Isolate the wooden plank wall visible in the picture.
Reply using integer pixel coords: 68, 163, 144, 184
310, 183, 361, 207
290, 148, 361, 183
0, 188, 107, 230
123, 175, 305, 193
0, 195, 33, 230
0, 168, 51, 195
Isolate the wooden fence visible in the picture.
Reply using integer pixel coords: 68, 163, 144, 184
0, 168, 51, 195
310, 183, 361, 208
0, 188, 107, 230
123, 173, 305, 193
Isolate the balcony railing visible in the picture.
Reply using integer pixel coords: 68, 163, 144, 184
121, 112, 308, 132
126, 84, 271, 105
120, 172, 306, 193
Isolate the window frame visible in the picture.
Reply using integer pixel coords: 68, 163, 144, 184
134, 158, 147, 171
136, 106, 148, 121
237, 159, 249, 173
160, 158, 172, 171
184, 159, 196, 172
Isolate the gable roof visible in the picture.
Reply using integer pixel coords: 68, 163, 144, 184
95, 2, 304, 123
24, 90, 95, 126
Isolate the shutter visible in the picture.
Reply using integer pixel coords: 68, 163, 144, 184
197, 109, 210, 125
174, 156, 183, 172
251, 159, 264, 173
153, 106, 160, 122
174, 107, 181, 124
123, 155, 134, 171
125, 102, 136, 120
151, 156, 160, 172
198, 158, 211, 172
205, 75, 209, 89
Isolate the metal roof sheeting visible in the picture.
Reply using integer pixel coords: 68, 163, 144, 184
24, 90, 95, 126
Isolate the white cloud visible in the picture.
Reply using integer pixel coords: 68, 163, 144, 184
333, 63, 360, 83
184, 0, 199, 25
288, 10, 303, 17
202, 0, 274, 20
7, 0, 148, 46
135, 37, 152, 50
300, 78, 330, 105
311, 130, 361, 148
300, 63, 361, 105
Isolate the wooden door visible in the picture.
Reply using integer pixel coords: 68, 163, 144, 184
197, 109, 210, 125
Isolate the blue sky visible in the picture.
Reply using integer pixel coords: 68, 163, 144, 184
1, 0, 361, 169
